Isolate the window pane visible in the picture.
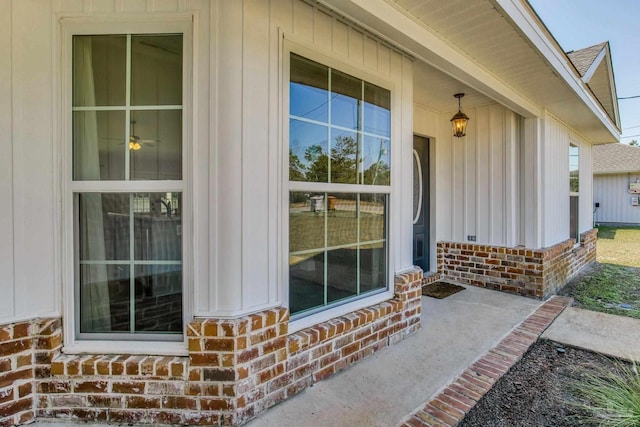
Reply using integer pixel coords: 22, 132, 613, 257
290, 119, 329, 182
360, 194, 386, 242
327, 247, 358, 303
364, 82, 390, 136
327, 194, 358, 248
134, 264, 182, 332
362, 136, 390, 185
73, 111, 126, 181
80, 264, 130, 333
331, 69, 361, 130
289, 251, 325, 314
360, 242, 386, 293
570, 145, 579, 193
289, 192, 325, 253
73, 35, 126, 107
131, 35, 183, 106
130, 110, 182, 180
134, 192, 182, 261
330, 129, 357, 184
79, 193, 130, 261
290, 54, 329, 122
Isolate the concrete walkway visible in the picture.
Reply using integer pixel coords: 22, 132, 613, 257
247, 286, 541, 427
543, 306, 640, 360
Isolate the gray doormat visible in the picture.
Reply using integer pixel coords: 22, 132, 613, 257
422, 281, 466, 299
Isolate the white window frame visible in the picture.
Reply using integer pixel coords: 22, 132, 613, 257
569, 142, 580, 244
60, 16, 194, 355
282, 39, 396, 333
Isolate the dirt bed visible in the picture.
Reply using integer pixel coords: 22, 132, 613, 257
459, 339, 620, 427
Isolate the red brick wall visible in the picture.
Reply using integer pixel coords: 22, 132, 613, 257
1, 269, 422, 426
0, 318, 61, 427
437, 229, 597, 299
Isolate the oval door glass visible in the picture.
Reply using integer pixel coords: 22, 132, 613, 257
413, 149, 423, 225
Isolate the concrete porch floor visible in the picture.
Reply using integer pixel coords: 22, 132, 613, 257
246, 285, 541, 427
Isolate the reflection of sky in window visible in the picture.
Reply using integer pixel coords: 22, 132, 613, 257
290, 119, 328, 168
569, 146, 579, 172
364, 103, 390, 137
290, 82, 328, 122
331, 94, 360, 130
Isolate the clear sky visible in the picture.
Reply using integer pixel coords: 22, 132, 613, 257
529, 0, 640, 143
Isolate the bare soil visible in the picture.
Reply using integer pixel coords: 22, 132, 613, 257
459, 339, 619, 427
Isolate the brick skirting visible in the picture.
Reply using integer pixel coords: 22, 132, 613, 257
437, 229, 597, 298
0, 269, 422, 426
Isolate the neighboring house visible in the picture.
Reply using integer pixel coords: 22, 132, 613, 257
0, 1, 619, 426
593, 143, 640, 225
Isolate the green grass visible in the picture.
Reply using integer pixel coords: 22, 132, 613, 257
564, 226, 640, 319
597, 226, 640, 268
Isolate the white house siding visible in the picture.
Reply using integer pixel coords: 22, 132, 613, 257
541, 112, 593, 247
415, 101, 522, 260
0, 0, 413, 323
594, 173, 640, 224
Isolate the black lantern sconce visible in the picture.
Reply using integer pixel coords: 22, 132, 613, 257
450, 93, 469, 138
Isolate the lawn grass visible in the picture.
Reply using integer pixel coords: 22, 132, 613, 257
597, 226, 640, 267
562, 226, 640, 319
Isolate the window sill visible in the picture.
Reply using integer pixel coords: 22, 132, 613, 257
288, 289, 394, 334
63, 340, 188, 357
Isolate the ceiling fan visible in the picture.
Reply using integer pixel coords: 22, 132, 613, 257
128, 120, 159, 151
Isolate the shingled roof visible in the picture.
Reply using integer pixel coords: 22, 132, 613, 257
567, 42, 607, 77
593, 143, 640, 174
566, 42, 619, 128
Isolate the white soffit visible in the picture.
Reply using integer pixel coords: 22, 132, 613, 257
320, 0, 620, 143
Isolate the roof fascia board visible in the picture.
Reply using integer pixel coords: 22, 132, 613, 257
491, 0, 620, 138
603, 44, 621, 127
581, 47, 606, 83
318, 0, 542, 118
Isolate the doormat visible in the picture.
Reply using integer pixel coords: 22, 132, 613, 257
421, 281, 465, 299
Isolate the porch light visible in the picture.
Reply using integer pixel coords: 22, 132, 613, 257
450, 93, 469, 138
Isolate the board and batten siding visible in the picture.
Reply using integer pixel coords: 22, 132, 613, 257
541, 112, 593, 246
415, 101, 522, 264
0, 0, 413, 323
594, 173, 640, 224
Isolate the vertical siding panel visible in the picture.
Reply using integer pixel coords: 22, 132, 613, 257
292, 0, 314, 43
476, 106, 489, 243
88, 0, 116, 13
543, 114, 569, 245
579, 141, 593, 232
61, 0, 83, 11
242, 0, 271, 309
12, 0, 56, 317
435, 114, 453, 242
122, 0, 147, 12
153, 0, 179, 12
216, 0, 244, 312
399, 54, 414, 270
377, 44, 390, 76
0, 0, 14, 320
464, 107, 477, 241
363, 36, 378, 70
271, 0, 293, 34
504, 112, 520, 246
332, 19, 349, 57
348, 27, 364, 64
490, 104, 504, 244
593, 174, 640, 224
451, 115, 465, 242
314, 9, 333, 52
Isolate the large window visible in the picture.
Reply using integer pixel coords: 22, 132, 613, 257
288, 53, 390, 317
569, 143, 579, 242
72, 34, 184, 340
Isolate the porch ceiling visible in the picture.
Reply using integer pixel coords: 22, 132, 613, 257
387, 0, 620, 143
320, 0, 619, 143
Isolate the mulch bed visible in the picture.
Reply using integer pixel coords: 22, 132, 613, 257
459, 339, 620, 427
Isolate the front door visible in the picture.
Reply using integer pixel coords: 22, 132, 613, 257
413, 135, 430, 271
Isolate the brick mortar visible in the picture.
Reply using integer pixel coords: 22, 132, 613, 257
1, 270, 423, 426
437, 229, 597, 299
399, 296, 573, 427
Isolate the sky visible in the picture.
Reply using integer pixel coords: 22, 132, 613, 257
528, 0, 640, 143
